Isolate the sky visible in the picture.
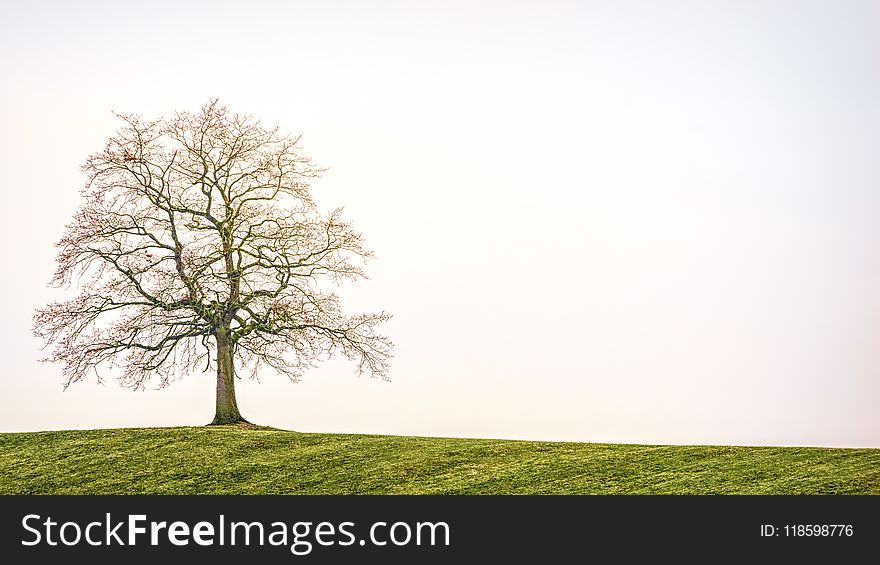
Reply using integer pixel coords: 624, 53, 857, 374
1, 0, 879, 446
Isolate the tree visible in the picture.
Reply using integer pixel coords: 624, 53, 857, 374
33, 100, 392, 424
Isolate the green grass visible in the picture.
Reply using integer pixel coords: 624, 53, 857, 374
1, 426, 878, 494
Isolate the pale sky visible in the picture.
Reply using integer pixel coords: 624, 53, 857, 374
1, 0, 879, 446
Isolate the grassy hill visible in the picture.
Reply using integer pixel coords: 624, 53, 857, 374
1, 426, 878, 494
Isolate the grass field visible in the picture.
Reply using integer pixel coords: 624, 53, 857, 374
1, 426, 878, 494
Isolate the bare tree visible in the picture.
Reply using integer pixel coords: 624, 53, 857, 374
33, 100, 392, 424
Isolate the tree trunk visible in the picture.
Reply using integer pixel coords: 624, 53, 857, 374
210, 327, 247, 425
